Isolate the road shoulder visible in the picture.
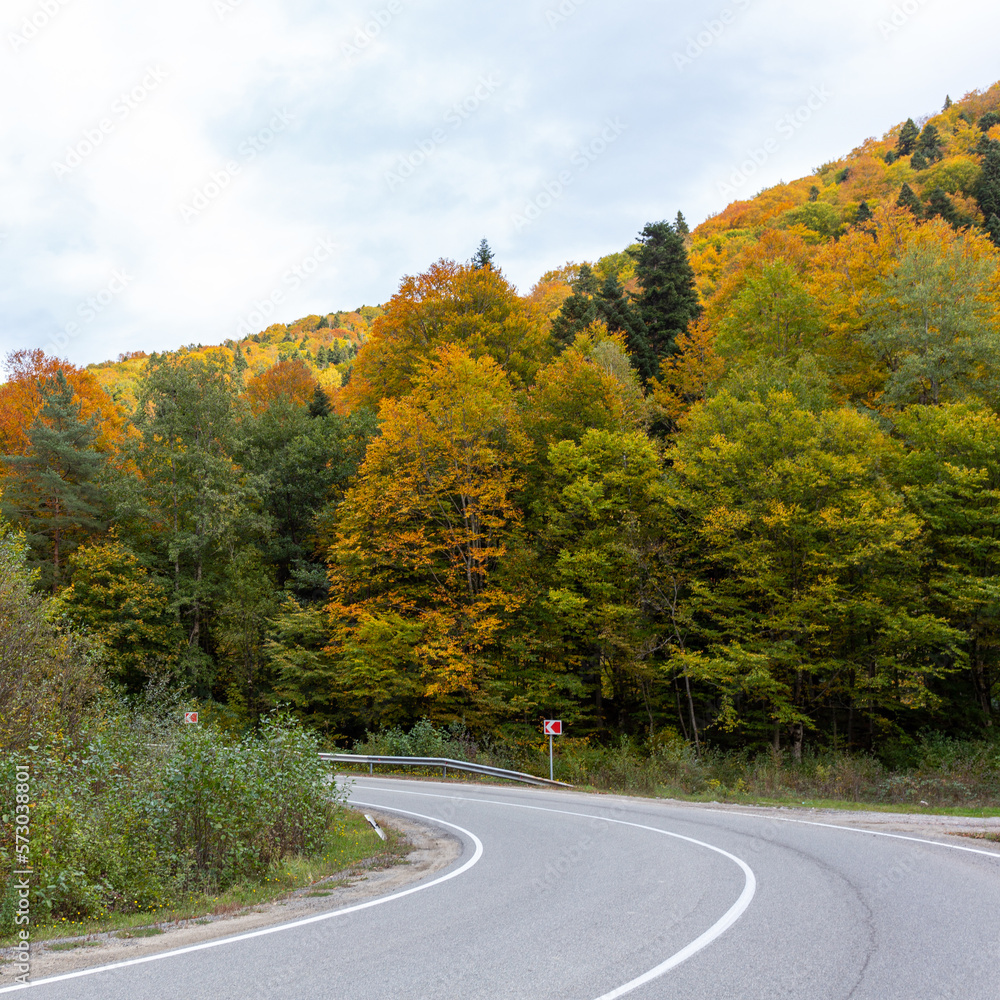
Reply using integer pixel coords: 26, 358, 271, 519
1, 809, 460, 982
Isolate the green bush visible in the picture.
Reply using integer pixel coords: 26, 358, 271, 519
0, 712, 344, 928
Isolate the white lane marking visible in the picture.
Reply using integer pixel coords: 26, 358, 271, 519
701, 808, 1000, 859
350, 784, 757, 1000
0, 805, 482, 995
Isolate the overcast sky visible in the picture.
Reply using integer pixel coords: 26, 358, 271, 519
2, 0, 999, 368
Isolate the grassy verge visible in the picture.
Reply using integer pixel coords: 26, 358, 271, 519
1, 808, 402, 947
350, 720, 1000, 816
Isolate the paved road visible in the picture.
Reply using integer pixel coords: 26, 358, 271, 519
10, 778, 1000, 998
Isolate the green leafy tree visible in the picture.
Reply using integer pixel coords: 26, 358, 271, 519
671, 390, 963, 755
864, 239, 1000, 406
121, 353, 252, 692
894, 404, 1000, 727
1, 371, 106, 592
60, 538, 182, 690
715, 260, 823, 363
215, 547, 280, 717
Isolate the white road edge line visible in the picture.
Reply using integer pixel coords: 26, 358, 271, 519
701, 807, 1000, 859
0, 804, 483, 995
350, 784, 757, 1000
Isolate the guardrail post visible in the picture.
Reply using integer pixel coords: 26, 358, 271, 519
443, 764, 447, 778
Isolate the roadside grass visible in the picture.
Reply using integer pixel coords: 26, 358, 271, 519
0, 808, 400, 947
339, 767, 1000, 818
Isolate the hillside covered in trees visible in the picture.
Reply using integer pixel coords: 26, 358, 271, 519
6, 83, 1000, 762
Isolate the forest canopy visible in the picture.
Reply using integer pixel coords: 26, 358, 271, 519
6, 84, 1000, 759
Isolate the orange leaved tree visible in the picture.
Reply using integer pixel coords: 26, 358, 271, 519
324, 345, 530, 723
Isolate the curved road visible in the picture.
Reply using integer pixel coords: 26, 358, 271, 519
9, 778, 1000, 998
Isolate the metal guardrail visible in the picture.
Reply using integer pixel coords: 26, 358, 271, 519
319, 753, 573, 788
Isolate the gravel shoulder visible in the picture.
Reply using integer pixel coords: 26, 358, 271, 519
2, 809, 461, 982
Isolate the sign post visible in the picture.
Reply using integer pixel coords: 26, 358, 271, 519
183, 711, 199, 725
543, 719, 562, 780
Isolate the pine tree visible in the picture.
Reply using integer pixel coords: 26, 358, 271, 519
630, 220, 701, 362
979, 112, 1000, 134
917, 123, 943, 164
308, 386, 332, 418
471, 238, 496, 270
910, 148, 928, 171
898, 117, 920, 156
808, 185, 820, 201
925, 187, 963, 228
975, 144, 1000, 245
550, 264, 599, 350
233, 343, 248, 373
1, 371, 107, 592
944, 95, 953, 110
594, 272, 655, 379
856, 201, 874, 225
897, 183, 923, 217
674, 211, 690, 236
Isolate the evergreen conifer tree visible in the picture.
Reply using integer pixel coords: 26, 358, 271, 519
471, 238, 496, 270
979, 111, 1000, 133
674, 211, 690, 236
550, 264, 599, 350
856, 201, 874, 225
308, 386, 332, 418
910, 148, 928, 171
897, 118, 920, 156
917, 123, 943, 164
233, 343, 248, 373
897, 183, 924, 217
925, 187, 961, 227
975, 144, 1000, 244
629, 219, 701, 361
1, 371, 107, 591
594, 272, 655, 379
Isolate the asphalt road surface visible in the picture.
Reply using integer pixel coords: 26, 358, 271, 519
8, 777, 1000, 999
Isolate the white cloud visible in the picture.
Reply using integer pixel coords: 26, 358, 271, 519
2, 0, 999, 366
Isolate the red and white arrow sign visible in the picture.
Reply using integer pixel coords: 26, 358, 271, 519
184, 712, 199, 724
543, 720, 562, 736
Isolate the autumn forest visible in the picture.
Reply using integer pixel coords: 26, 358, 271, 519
7, 83, 1000, 764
